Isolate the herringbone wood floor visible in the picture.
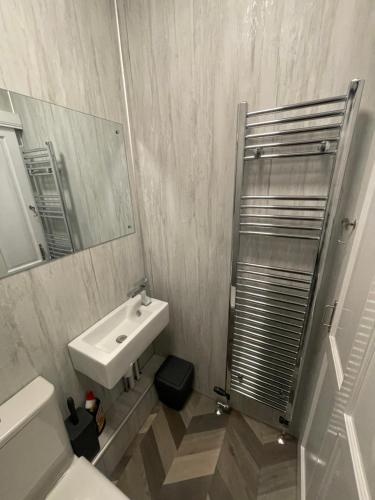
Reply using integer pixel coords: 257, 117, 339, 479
112, 392, 297, 500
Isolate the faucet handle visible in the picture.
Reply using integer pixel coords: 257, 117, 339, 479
140, 289, 152, 306
128, 277, 150, 299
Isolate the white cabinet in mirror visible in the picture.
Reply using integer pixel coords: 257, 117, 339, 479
0, 88, 135, 279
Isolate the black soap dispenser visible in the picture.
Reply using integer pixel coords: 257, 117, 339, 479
64, 396, 100, 461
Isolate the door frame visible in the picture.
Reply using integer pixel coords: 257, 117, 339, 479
299, 160, 375, 499
0, 115, 47, 276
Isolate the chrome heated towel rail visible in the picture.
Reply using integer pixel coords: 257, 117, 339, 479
23, 142, 74, 259
226, 80, 363, 420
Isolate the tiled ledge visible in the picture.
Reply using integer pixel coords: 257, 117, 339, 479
92, 354, 164, 476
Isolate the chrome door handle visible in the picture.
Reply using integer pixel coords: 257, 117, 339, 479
28, 204, 38, 217
338, 217, 356, 244
322, 301, 338, 332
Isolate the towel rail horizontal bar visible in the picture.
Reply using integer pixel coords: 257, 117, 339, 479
34, 194, 60, 198
47, 246, 72, 252
232, 369, 292, 397
244, 150, 336, 160
46, 240, 71, 247
46, 238, 72, 245
235, 314, 302, 337
47, 243, 73, 251
46, 242, 71, 248
237, 269, 311, 284
235, 300, 305, 321
236, 294, 306, 315
232, 371, 292, 400
246, 123, 341, 140
240, 204, 325, 211
38, 209, 64, 215
231, 348, 295, 377
233, 330, 299, 354
23, 147, 48, 153
237, 276, 310, 292
236, 290, 308, 311
235, 306, 303, 330
241, 195, 327, 200
232, 339, 297, 366
240, 230, 320, 240
235, 311, 302, 334
231, 384, 287, 415
233, 327, 299, 352
233, 370, 289, 404
232, 360, 292, 390
25, 160, 51, 166
236, 282, 309, 302
234, 323, 300, 345
236, 268, 312, 284
34, 199, 60, 204
45, 233, 71, 240
246, 109, 344, 128
246, 95, 346, 117
240, 222, 322, 231
231, 368, 291, 397
49, 251, 68, 257
26, 172, 53, 177
237, 261, 313, 276
240, 213, 324, 221
23, 153, 49, 160
233, 352, 293, 387
39, 214, 65, 220
231, 347, 294, 375
231, 378, 290, 405
245, 139, 338, 150
230, 385, 288, 413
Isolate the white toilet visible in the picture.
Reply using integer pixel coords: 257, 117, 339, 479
0, 376, 130, 500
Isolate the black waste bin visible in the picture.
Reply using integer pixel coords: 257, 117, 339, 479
155, 355, 194, 410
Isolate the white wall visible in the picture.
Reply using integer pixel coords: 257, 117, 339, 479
0, 0, 145, 413
119, 0, 375, 401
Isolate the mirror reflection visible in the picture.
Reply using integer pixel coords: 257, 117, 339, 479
0, 89, 134, 279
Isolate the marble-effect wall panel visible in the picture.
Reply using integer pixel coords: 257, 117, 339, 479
0, 0, 124, 123
0, 0, 146, 411
119, 0, 375, 397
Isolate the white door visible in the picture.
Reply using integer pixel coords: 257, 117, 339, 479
302, 160, 375, 499
0, 118, 46, 277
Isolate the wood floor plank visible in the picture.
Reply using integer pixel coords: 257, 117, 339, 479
157, 476, 212, 500
112, 393, 297, 500
163, 405, 186, 448
242, 414, 280, 445
257, 485, 297, 500
140, 427, 165, 496
117, 447, 151, 500
151, 406, 177, 474
209, 467, 234, 500
164, 449, 221, 484
179, 391, 201, 427
186, 413, 228, 435
177, 428, 225, 456
257, 459, 297, 495
216, 434, 258, 500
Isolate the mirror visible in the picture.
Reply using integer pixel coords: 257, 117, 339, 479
0, 89, 134, 279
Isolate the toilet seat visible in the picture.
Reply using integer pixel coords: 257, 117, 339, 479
46, 456, 129, 500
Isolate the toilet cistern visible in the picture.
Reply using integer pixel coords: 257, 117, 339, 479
0, 377, 129, 500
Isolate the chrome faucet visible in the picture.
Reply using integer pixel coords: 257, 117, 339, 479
128, 277, 152, 306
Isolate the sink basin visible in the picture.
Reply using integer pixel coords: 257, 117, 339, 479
68, 295, 169, 389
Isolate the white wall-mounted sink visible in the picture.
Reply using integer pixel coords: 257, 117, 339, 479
68, 295, 169, 389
